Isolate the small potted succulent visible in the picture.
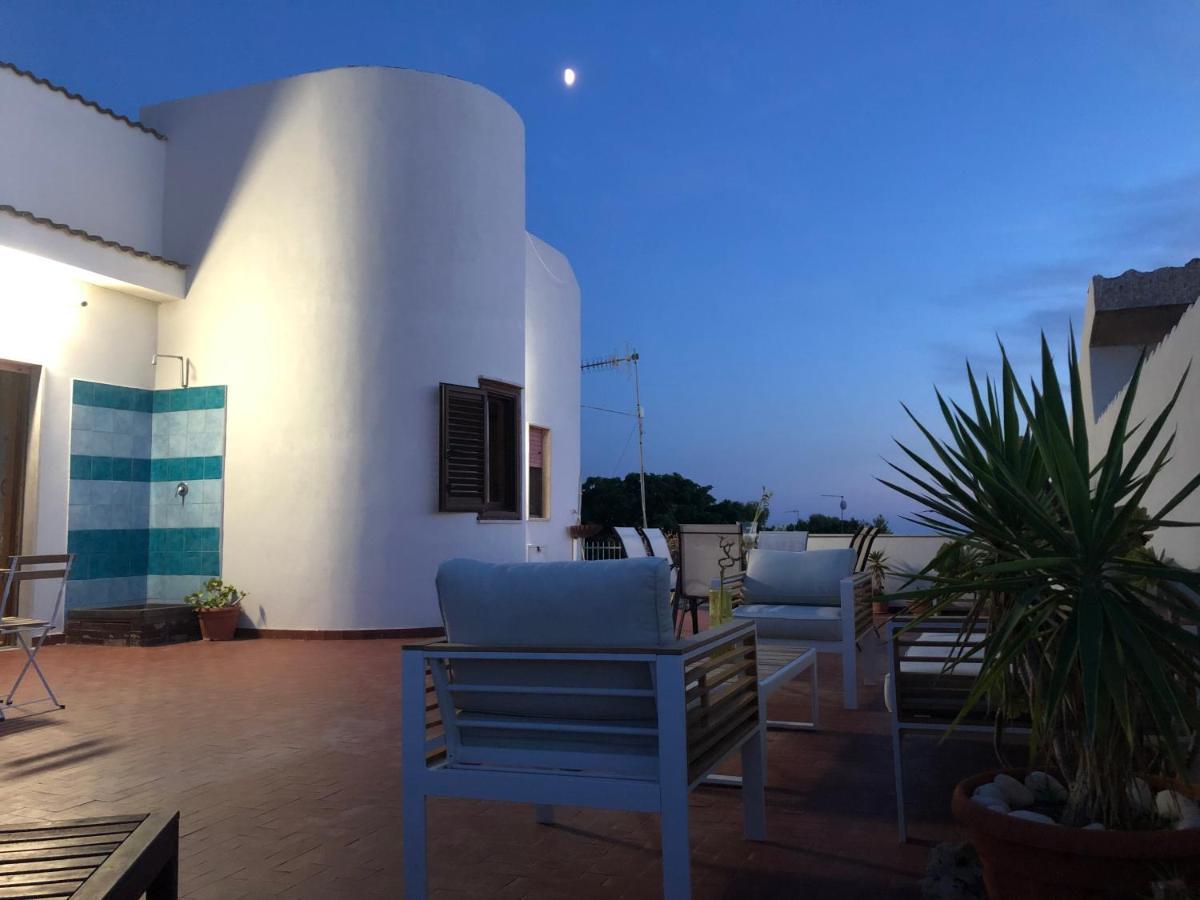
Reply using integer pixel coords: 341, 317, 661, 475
866, 549, 891, 615
185, 578, 246, 641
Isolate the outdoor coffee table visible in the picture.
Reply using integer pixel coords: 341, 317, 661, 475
704, 639, 817, 787
0, 812, 179, 898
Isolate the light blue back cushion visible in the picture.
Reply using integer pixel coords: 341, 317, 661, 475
437, 557, 672, 647
741, 548, 855, 607
435, 558, 672, 721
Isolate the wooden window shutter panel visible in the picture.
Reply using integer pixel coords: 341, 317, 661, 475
440, 383, 486, 512
528, 426, 545, 468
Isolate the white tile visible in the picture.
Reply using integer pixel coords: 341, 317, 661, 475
92, 407, 115, 433
187, 410, 208, 433
204, 409, 226, 436
111, 432, 135, 458
132, 413, 152, 442
167, 434, 188, 457
110, 481, 131, 506
145, 575, 163, 601
151, 432, 169, 457
158, 411, 186, 436
162, 505, 184, 528
91, 431, 114, 456
152, 482, 176, 506
188, 431, 221, 456
71, 429, 97, 456
69, 481, 92, 506
72, 405, 95, 431
90, 482, 113, 506
200, 479, 223, 504
112, 410, 133, 435
131, 482, 151, 507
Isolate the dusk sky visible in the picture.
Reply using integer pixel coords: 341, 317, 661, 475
4, 2, 1198, 530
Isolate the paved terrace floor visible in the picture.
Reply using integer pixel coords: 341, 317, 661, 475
0, 636, 999, 899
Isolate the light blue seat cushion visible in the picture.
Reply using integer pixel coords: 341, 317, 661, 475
733, 603, 843, 642
435, 558, 671, 723
741, 548, 854, 607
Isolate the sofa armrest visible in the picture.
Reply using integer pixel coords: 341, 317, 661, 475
403, 621, 756, 660
840, 569, 875, 640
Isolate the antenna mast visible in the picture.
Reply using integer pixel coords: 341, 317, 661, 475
582, 350, 648, 528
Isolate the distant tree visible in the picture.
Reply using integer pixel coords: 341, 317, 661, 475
773, 512, 893, 535
580, 472, 767, 532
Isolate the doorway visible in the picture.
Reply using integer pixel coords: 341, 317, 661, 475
0, 366, 32, 617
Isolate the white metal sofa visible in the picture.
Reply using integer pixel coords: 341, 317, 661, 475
403, 557, 766, 900
730, 548, 872, 709
884, 619, 1028, 842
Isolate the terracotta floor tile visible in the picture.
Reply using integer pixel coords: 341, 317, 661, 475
0, 637, 994, 898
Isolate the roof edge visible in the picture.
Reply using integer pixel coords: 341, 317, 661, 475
0, 60, 166, 140
0, 205, 186, 269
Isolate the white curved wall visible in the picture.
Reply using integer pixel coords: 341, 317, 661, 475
524, 235, 582, 560
143, 68, 535, 629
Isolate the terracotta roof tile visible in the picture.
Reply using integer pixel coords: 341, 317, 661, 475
0, 60, 166, 140
0, 204, 187, 270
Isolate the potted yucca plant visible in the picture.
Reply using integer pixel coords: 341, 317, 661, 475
882, 335, 1200, 898
185, 578, 247, 641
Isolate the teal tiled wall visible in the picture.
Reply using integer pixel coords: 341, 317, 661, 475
66, 380, 227, 609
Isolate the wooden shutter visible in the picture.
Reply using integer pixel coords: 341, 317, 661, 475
528, 426, 546, 468
440, 383, 486, 512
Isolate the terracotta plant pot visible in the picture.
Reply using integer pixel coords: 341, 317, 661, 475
196, 605, 241, 641
872, 599, 890, 616
953, 768, 1200, 899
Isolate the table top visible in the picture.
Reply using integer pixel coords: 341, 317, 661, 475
756, 640, 814, 674
0, 812, 176, 899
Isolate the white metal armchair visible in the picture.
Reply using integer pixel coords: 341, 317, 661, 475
730, 548, 873, 709
403, 557, 766, 900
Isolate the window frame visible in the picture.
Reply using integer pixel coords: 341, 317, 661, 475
438, 378, 523, 520
527, 424, 550, 521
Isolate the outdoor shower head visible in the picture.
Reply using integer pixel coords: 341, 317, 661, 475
151, 353, 190, 389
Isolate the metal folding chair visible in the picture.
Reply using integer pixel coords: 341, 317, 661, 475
1, 554, 73, 721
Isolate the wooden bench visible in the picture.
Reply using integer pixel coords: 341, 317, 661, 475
0, 813, 178, 899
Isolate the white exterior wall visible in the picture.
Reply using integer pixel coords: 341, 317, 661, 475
0, 67, 165, 255
142, 68, 533, 630
523, 235, 582, 561
1090, 300, 1200, 569
0, 253, 158, 622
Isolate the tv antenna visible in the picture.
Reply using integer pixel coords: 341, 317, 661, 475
822, 493, 847, 521
582, 350, 647, 528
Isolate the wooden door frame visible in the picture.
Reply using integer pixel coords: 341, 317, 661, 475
0, 363, 34, 617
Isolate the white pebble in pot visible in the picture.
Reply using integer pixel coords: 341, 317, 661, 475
1024, 771, 1067, 803
1155, 789, 1200, 821
993, 773, 1035, 807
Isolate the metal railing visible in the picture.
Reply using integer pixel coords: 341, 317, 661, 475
581, 536, 625, 561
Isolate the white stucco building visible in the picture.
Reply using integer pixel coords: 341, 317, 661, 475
0, 62, 582, 633
1081, 258, 1200, 569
